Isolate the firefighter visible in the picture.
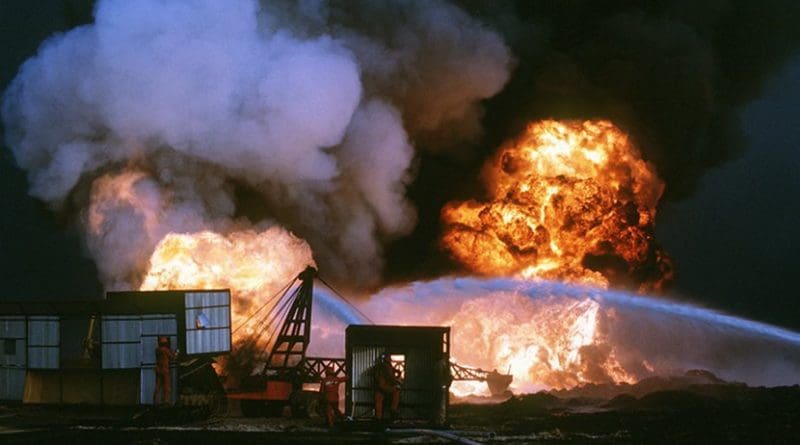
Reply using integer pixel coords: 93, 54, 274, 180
153, 336, 178, 405
319, 365, 347, 427
373, 352, 401, 420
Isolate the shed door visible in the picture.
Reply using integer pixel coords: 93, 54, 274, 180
27, 316, 59, 369
140, 314, 177, 405
101, 315, 141, 369
0, 316, 26, 400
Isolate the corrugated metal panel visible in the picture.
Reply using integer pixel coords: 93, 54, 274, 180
346, 326, 449, 420
186, 329, 230, 355
350, 346, 438, 419
185, 291, 228, 308
27, 316, 58, 369
184, 291, 231, 355
101, 316, 141, 369
141, 315, 178, 336
0, 316, 26, 368
0, 316, 26, 400
351, 345, 384, 417
140, 315, 177, 366
138, 315, 177, 405
140, 366, 177, 405
0, 368, 25, 400
27, 316, 58, 345
0, 316, 26, 337
0, 339, 27, 367
402, 348, 436, 418
185, 307, 229, 329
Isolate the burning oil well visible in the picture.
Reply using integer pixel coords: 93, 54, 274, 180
2, 0, 800, 417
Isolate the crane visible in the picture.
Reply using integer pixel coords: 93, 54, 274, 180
229, 266, 512, 417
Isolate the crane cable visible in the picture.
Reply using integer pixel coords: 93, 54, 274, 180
231, 276, 295, 335
258, 287, 300, 357
317, 275, 374, 324
234, 279, 300, 355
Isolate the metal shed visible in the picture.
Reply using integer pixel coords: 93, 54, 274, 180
0, 289, 231, 405
106, 289, 232, 358
0, 315, 26, 400
345, 325, 450, 422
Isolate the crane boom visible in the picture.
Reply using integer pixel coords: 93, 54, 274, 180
264, 266, 317, 371
451, 362, 513, 396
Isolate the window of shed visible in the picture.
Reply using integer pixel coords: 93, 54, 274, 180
390, 354, 406, 380
3, 339, 15, 355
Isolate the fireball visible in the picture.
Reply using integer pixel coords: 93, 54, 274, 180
140, 228, 315, 344
441, 119, 672, 291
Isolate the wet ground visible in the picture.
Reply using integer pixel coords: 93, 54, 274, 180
2, 382, 799, 444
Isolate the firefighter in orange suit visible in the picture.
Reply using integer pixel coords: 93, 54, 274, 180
319, 365, 347, 427
153, 336, 178, 405
373, 353, 401, 420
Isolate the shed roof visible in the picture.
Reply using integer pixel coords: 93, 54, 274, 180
346, 324, 450, 346
0, 289, 230, 316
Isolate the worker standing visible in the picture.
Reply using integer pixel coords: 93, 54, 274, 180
153, 336, 178, 405
319, 365, 347, 427
373, 353, 401, 421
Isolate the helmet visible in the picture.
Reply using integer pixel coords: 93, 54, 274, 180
379, 352, 391, 363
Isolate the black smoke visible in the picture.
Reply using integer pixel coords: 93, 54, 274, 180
386, 0, 800, 284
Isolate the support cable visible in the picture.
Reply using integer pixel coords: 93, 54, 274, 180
232, 277, 296, 335
317, 276, 374, 324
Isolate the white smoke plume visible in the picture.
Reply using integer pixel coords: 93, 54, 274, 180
356, 278, 800, 391
1, 0, 512, 289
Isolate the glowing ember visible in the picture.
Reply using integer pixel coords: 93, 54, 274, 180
441, 119, 672, 291
140, 229, 315, 343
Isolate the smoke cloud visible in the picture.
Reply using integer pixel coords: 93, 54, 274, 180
458, 0, 800, 198
2, 0, 512, 289
383, 0, 800, 282
4, 0, 799, 297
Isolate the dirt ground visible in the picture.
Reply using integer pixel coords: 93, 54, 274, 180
1, 381, 798, 444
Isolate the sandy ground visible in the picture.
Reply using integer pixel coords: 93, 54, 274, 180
1, 380, 799, 444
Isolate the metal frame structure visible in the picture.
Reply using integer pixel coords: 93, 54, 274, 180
266, 267, 315, 370
345, 325, 451, 421
0, 290, 232, 404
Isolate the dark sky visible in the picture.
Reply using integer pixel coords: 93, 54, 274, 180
0, 0, 102, 298
1, 1, 799, 331
656, 56, 800, 329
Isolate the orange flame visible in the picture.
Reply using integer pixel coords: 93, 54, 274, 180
441, 119, 672, 291
140, 229, 315, 343
446, 292, 636, 393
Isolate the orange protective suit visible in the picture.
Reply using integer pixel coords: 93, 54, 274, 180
153, 341, 176, 405
373, 361, 400, 420
319, 373, 347, 427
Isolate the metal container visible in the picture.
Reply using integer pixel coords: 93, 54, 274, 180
27, 316, 59, 369
184, 291, 231, 355
106, 289, 232, 357
0, 316, 26, 400
345, 325, 450, 421
0, 288, 232, 405
140, 314, 178, 405
101, 315, 142, 369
